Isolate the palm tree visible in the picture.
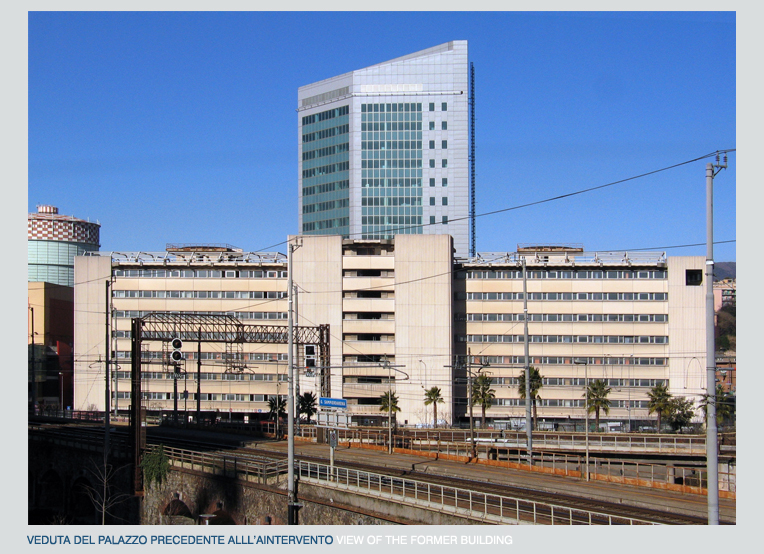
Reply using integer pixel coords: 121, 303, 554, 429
518, 366, 543, 429
298, 391, 317, 424
379, 391, 401, 430
471, 374, 495, 428
423, 386, 444, 428
647, 383, 672, 432
584, 379, 612, 432
267, 396, 286, 420
699, 384, 735, 428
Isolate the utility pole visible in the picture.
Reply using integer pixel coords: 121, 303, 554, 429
104, 280, 111, 465
523, 256, 532, 465
29, 306, 35, 411
287, 238, 299, 525
574, 358, 590, 481
468, 349, 475, 459
706, 153, 727, 525
294, 282, 300, 436
196, 328, 201, 425
381, 358, 407, 454
103, 279, 111, 525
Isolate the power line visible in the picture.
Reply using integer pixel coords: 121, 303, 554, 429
254, 149, 735, 253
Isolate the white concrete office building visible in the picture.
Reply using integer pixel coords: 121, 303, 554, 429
298, 41, 470, 258
73, 237, 707, 432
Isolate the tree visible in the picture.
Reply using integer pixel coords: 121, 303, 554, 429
379, 391, 401, 430
667, 396, 695, 432
82, 459, 132, 525
267, 396, 286, 420
584, 379, 612, 432
471, 374, 495, 428
518, 366, 543, 429
699, 384, 735, 428
423, 386, 444, 428
298, 391, 317, 424
647, 383, 672, 432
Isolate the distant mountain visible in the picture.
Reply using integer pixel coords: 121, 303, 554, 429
715, 262, 736, 281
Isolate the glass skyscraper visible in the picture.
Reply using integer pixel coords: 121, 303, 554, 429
298, 41, 469, 257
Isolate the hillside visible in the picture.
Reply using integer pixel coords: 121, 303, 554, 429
715, 262, 736, 281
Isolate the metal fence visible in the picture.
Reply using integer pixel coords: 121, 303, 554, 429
295, 459, 660, 525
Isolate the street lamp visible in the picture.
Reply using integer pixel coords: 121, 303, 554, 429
574, 358, 590, 481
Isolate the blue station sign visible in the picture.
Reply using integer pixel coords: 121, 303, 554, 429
319, 397, 347, 409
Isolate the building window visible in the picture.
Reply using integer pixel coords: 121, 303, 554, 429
442, 102, 448, 111
430, 159, 435, 168
442, 178, 448, 186
442, 140, 448, 149
430, 216, 436, 224
429, 121, 435, 130
442, 216, 449, 224
686, 269, 703, 286
442, 159, 448, 168
442, 121, 447, 130
429, 103, 435, 111
429, 140, 435, 149
442, 197, 448, 206
429, 197, 436, 206
429, 178, 435, 187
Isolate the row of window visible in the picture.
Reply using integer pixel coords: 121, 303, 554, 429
302, 179, 349, 198
113, 310, 287, 320
302, 216, 349, 232
493, 398, 650, 408
362, 103, 421, 113
491, 377, 667, 388
429, 197, 448, 206
301, 105, 349, 126
362, 216, 423, 226
303, 198, 349, 214
117, 392, 275, 402
361, 178, 422, 187
429, 159, 448, 168
302, 123, 349, 144
462, 292, 668, 301
362, 159, 422, 169
462, 270, 667, 280
302, 160, 349, 179
362, 197, 422, 207
113, 269, 288, 279
429, 140, 448, 149
113, 290, 287, 299
115, 370, 288, 380
460, 313, 668, 323
302, 142, 349, 161
429, 178, 448, 187
429, 216, 450, 225
362, 122, 422, 131
461, 356, 667, 366
362, 140, 422, 151
460, 334, 669, 344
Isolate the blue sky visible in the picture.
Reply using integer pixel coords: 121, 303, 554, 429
27, 11, 736, 261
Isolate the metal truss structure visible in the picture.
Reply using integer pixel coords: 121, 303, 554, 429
129, 312, 329, 494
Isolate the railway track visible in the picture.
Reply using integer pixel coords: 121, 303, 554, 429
29, 424, 734, 525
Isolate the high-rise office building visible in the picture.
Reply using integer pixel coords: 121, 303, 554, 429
298, 41, 470, 257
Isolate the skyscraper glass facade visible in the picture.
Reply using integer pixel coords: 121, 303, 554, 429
361, 102, 422, 239
298, 41, 469, 256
